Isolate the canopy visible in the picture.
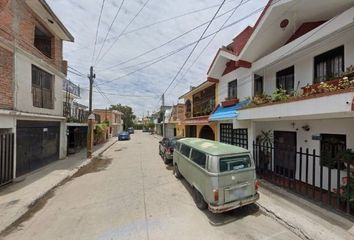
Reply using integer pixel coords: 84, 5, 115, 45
209, 99, 250, 121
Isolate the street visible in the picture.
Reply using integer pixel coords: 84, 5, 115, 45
3, 131, 301, 240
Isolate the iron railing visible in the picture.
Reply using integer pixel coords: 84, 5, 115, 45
0, 133, 14, 186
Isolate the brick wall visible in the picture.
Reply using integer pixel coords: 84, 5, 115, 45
0, 0, 66, 74
0, 46, 13, 109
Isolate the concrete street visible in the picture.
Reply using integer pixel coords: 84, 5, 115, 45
2, 131, 301, 240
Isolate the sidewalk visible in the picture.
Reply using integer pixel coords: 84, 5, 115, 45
257, 180, 354, 240
0, 138, 117, 234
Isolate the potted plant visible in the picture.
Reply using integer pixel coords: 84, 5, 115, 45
256, 130, 273, 173
222, 97, 239, 107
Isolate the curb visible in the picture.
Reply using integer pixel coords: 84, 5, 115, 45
0, 139, 117, 236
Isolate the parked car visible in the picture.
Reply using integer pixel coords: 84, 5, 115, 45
158, 137, 182, 164
127, 127, 134, 134
173, 138, 259, 213
118, 131, 130, 141
142, 128, 148, 132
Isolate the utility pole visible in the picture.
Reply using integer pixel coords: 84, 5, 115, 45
87, 66, 96, 158
162, 93, 165, 138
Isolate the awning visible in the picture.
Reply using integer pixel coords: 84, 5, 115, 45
209, 99, 250, 121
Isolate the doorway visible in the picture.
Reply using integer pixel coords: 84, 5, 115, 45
274, 131, 296, 178
199, 125, 215, 140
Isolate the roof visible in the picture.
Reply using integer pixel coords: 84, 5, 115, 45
25, 0, 74, 42
178, 138, 249, 156
179, 78, 218, 99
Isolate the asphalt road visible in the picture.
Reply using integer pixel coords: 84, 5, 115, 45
3, 131, 301, 240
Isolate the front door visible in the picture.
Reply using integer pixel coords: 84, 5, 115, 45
185, 125, 197, 137
274, 131, 296, 178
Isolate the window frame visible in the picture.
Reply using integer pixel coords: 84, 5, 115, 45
32, 65, 54, 109
276, 66, 294, 93
190, 149, 207, 168
180, 144, 191, 158
254, 74, 263, 96
228, 79, 238, 99
314, 45, 344, 83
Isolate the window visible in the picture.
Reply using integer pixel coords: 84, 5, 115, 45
254, 74, 263, 96
180, 144, 191, 158
228, 79, 237, 99
220, 124, 248, 149
34, 26, 53, 58
176, 142, 181, 151
314, 46, 344, 83
276, 66, 294, 93
32, 65, 54, 109
320, 134, 346, 169
185, 100, 191, 118
190, 149, 206, 168
219, 155, 251, 172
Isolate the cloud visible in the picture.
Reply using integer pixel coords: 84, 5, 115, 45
47, 0, 268, 117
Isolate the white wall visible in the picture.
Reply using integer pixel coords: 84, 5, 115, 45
218, 67, 252, 102
14, 52, 64, 116
255, 26, 354, 96
253, 118, 354, 191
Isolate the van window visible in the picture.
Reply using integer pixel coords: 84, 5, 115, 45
180, 144, 191, 158
219, 155, 251, 172
176, 142, 181, 151
190, 149, 206, 168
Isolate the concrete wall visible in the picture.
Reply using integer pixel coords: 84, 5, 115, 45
14, 51, 64, 116
253, 117, 354, 190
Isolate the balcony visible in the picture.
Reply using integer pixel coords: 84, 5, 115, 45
63, 79, 80, 98
63, 102, 88, 123
192, 85, 215, 117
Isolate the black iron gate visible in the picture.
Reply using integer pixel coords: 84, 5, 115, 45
16, 121, 60, 177
0, 133, 14, 186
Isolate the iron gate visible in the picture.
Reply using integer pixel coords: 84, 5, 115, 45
0, 133, 14, 186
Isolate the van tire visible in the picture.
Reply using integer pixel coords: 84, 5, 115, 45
173, 164, 182, 179
194, 188, 207, 210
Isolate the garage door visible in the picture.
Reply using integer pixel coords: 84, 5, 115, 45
16, 121, 60, 176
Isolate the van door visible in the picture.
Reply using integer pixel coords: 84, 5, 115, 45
178, 144, 192, 179
217, 155, 256, 203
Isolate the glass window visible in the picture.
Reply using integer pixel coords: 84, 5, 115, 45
314, 46, 344, 83
175, 142, 181, 151
254, 74, 263, 96
219, 155, 252, 172
276, 66, 294, 93
190, 149, 206, 168
228, 79, 237, 99
180, 144, 191, 158
32, 65, 53, 109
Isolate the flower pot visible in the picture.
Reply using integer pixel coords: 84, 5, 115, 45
221, 98, 239, 107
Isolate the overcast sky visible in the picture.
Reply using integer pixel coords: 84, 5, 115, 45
47, 0, 268, 118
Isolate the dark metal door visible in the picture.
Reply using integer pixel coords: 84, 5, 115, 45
16, 121, 60, 177
0, 133, 14, 186
186, 125, 197, 137
274, 131, 296, 178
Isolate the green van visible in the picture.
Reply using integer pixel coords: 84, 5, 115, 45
173, 138, 259, 213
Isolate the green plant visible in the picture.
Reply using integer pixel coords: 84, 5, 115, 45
340, 177, 354, 207
256, 130, 273, 146
271, 88, 289, 102
252, 93, 271, 105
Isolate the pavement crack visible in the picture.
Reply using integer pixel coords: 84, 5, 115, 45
257, 203, 313, 240
140, 151, 150, 240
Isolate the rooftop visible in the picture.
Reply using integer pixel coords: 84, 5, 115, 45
178, 138, 249, 156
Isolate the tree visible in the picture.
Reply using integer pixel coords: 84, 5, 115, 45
109, 104, 136, 130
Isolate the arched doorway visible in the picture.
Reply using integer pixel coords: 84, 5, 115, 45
199, 125, 215, 140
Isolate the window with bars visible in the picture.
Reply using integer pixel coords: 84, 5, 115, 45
314, 46, 344, 83
32, 65, 54, 109
220, 124, 248, 149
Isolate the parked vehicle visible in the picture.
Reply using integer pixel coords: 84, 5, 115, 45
173, 138, 259, 213
142, 128, 148, 132
159, 137, 181, 164
118, 131, 130, 141
127, 127, 134, 134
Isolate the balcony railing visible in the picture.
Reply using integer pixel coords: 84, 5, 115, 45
193, 97, 215, 117
63, 79, 80, 97
63, 102, 88, 123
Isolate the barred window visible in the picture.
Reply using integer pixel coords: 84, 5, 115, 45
220, 124, 248, 149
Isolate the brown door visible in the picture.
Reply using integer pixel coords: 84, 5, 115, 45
274, 131, 296, 178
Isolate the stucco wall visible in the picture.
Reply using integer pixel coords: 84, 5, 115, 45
14, 51, 64, 116
253, 118, 354, 190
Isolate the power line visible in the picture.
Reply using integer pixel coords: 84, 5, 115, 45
162, 0, 225, 95
94, 0, 277, 87
96, 2, 250, 73
172, 0, 246, 92
92, 0, 106, 64
94, 0, 151, 66
94, 0, 125, 67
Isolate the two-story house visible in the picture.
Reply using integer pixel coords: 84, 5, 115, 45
178, 78, 219, 140
208, 0, 354, 215
0, 0, 74, 180
94, 109, 123, 137
169, 103, 185, 137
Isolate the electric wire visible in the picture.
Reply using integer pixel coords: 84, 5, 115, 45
92, 0, 106, 64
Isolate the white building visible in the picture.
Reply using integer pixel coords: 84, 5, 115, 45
208, 0, 354, 213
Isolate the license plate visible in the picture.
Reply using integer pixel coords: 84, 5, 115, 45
230, 188, 246, 199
